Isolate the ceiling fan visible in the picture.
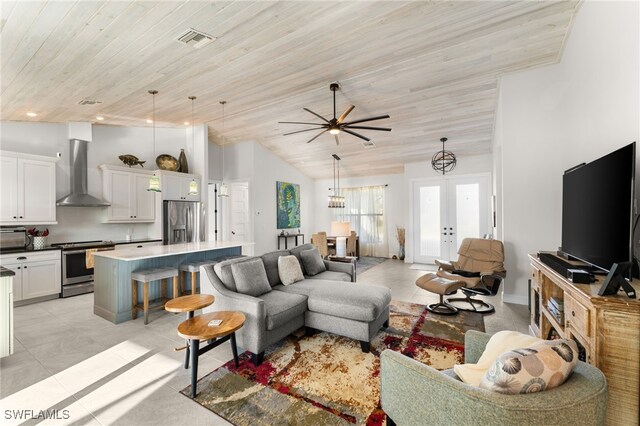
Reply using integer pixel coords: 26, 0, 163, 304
279, 83, 391, 145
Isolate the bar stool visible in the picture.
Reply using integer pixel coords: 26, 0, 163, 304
179, 260, 218, 295
131, 267, 179, 325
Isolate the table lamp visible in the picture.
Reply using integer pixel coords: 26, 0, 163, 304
331, 221, 351, 257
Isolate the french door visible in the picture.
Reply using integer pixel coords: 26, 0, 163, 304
412, 175, 490, 263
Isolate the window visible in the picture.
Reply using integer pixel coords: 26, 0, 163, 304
332, 185, 387, 256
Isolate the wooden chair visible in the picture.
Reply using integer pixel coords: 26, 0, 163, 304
346, 230, 357, 257
311, 232, 329, 258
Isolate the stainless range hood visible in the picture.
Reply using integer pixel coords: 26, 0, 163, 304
56, 139, 110, 207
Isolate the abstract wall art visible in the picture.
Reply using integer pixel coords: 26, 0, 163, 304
277, 181, 301, 229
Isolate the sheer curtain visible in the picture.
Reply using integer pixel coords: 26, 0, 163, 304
332, 185, 387, 257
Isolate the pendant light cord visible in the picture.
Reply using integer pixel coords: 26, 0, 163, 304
148, 90, 158, 172
220, 101, 226, 180
190, 96, 196, 150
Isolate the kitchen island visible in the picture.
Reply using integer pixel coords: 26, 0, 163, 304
93, 241, 248, 324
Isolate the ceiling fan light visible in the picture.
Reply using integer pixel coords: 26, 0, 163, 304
329, 128, 340, 135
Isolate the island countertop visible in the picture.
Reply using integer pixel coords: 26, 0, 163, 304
94, 240, 252, 261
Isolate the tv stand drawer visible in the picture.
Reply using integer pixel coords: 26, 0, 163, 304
565, 294, 590, 338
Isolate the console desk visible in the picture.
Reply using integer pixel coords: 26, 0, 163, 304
529, 254, 640, 425
277, 233, 305, 250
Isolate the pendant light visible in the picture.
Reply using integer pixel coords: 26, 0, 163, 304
147, 90, 161, 192
218, 100, 229, 197
187, 95, 198, 196
328, 154, 345, 208
431, 137, 457, 175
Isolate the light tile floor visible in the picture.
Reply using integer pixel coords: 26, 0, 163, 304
1, 259, 529, 425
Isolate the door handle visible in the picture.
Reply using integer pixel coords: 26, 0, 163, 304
17, 256, 27, 260
231, 231, 236, 235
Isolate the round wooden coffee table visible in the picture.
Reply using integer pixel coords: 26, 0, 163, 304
165, 294, 215, 369
178, 311, 246, 398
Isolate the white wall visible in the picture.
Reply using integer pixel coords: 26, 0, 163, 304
1, 121, 190, 243
496, 0, 640, 304
313, 174, 404, 258
212, 141, 315, 255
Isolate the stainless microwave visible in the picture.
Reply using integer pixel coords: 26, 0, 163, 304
0, 227, 31, 250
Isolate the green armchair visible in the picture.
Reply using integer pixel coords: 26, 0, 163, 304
380, 330, 608, 425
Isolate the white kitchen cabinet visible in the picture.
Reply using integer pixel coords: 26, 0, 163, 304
0, 269, 14, 358
0, 152, 58, 225
160, 171, 201, 202
0, 250, 61, 304
100, 165, 155, 223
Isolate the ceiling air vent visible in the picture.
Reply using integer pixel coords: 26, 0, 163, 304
362, 140, 376, 148
78, 99, 102, 106
176, 28, 216, 49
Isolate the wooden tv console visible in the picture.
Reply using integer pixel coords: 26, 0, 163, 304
529, 254, 639, 425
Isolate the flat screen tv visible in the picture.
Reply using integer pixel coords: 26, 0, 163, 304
561, 142, 636, 272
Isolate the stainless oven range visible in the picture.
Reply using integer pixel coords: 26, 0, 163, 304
52, 240, 115, 297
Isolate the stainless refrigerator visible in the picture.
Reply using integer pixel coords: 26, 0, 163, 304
163, 201, 205, 244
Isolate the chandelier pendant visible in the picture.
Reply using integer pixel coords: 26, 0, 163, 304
431, 137, 457, 175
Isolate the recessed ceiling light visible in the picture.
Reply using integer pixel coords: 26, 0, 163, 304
26, 112, 37, 117
146, 119, 153, 124
184, 122, 190, 125
96, 115, 105, 121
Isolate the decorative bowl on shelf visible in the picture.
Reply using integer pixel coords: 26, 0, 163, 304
156, 154, 179, 171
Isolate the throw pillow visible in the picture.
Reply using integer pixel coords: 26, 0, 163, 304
300, 247, 327, 276
479, 339, 579, 394
230, 258, 272, 297
278, 255, 304, 286
453, 330, 541, 386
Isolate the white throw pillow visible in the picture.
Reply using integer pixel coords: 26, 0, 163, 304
453, 330, 541, 386
278, 255, 304, 286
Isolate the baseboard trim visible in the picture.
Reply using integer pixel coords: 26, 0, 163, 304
502, 293, 528, 305
94, 305, 118, 324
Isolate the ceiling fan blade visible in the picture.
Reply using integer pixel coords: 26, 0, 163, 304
279, 121, 325, 125
334, 134, 340, 146
343, 125, 392, 131
306, 129, 328, 143
283, 127, 326, 136
337, 105, 355, 124
342, 114, 390, 126
341, 128, 371, 142
303, 108, 330, 123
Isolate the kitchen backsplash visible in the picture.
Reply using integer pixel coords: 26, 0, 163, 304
31, 207, 156, 244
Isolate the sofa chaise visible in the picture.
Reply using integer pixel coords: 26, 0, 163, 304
200, 244, 391, 365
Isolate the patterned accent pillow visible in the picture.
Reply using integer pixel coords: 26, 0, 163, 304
479, 339, 579, 394
278, 255, 304, 286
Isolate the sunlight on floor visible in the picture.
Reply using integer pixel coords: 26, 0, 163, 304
0, 340, 181, 426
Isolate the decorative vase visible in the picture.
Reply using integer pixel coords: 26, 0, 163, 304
178, 149, 188, 173
398, 244, 405, 260
33, 236, 47, 250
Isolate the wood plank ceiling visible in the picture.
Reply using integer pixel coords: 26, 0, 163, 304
0, 1, 581, 178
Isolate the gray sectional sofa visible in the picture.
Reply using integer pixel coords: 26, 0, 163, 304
200, 244, 391, 365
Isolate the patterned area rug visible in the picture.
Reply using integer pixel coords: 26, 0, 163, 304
180, 301, 484, 425
356, 256, 388, 274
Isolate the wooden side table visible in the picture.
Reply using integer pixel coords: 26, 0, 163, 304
165, 294, 215, 368
178, 311, 245, 398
